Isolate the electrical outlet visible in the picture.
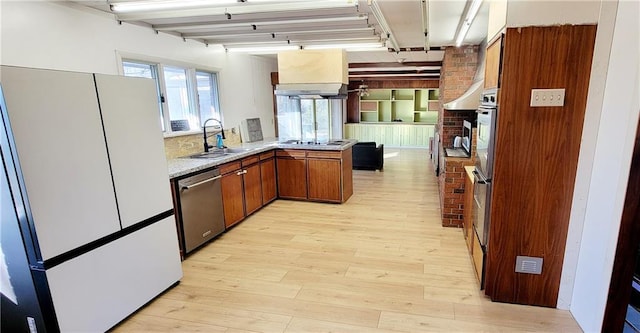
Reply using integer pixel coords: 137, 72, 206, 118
530, 88, 565, 107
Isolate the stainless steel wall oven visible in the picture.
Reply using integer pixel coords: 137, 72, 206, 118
472, 89, 498, 247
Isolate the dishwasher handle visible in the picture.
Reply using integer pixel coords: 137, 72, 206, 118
181, 175, 222, 191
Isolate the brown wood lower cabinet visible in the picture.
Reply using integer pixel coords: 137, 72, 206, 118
260, 152, 277, 204
307, 158, 341, 202
463, 167, 475, 253
463, 166, 483, 287
220, 156, 265, 228
276, 150, 308, 199
243, 162, 262, 216
277, 148, 353, 203
220, 162, 245, 228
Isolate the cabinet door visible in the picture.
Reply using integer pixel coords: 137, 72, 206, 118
484, 35, 503, 89
464, 172, 474, 253
276, 157, 307, 199
95, 74, 173, 228
260, 158, 277, 204
307, 158, 341, 202
221, 170, 245, 228
243, 163, 262, 216
1, 66, 120, 260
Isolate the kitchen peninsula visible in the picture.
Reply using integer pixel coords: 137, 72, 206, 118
167, 139, 356, 257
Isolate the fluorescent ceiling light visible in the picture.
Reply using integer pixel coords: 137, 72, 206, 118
155, 14, 367, 32
225, 45, 300, 53
185, 27, 374, 39
111, 0, 236, 13
111, 0, 355, 14
304, 42, 385, 50
455, 0, 483, 47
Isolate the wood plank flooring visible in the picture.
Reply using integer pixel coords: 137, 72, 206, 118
111, 148, 581, 333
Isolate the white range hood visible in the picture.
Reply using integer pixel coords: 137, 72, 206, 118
275, 49, 348, 99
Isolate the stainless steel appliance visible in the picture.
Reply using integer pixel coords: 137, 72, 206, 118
473, 89, 498, 247
177, 169, 225, 254
462, 120, 473, 155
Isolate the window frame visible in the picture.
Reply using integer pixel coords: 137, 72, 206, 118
117, 52, 223, 137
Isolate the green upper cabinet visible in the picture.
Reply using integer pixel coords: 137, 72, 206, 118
358, 88, 439, 124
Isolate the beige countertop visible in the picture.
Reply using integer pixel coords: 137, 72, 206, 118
464, 165, 475, 182
167, 138, 357, 179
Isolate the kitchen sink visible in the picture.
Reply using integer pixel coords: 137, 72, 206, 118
223, 147, 251, 153
188, 147, 251, 159
188, 151, 229, 159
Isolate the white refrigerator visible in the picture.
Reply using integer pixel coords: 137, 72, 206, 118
0, 66, 182, 332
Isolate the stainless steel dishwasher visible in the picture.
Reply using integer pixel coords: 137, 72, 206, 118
177, 168, 225, 254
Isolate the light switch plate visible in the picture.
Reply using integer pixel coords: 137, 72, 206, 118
530, 88, 565, 107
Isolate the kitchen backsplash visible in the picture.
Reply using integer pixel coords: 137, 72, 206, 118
163, 130, 241, 160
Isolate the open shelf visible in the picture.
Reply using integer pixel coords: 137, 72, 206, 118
358, 88, 439, 124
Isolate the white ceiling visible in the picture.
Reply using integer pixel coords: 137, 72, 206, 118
72, 0, 489, 80
73, 0, 489, 62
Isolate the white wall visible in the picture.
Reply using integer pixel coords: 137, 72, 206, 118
506, 1, 600, 26
568, 0, 640, 331
0, 1, 277, 138
557, 0, 619, 311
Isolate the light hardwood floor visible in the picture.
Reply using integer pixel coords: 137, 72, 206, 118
112, 148, 582, 333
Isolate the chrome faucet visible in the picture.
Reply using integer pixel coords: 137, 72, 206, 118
202, 118, 225, 152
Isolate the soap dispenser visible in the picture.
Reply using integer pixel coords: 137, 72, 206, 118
216, 133, 224, 149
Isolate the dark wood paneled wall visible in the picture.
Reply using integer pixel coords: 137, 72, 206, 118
602, 118, 640, 332
484, 25, 597, 307
346, 80, 439, 123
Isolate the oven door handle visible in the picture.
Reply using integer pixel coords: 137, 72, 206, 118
473, 170, 489, 185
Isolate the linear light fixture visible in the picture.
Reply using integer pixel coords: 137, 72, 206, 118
454, 0, 483, 47
421, 0, 430, 51
224, 38, 384, 53
225, 45, 300, 53
111, 0, 356, 16
368, 0, 399, 52
154, 14, 368, 32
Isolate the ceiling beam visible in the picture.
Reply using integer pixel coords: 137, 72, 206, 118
348, 75, 440, 81
348, 69, 441, 75
183, 27, 375, 39
349, 61, 442, 68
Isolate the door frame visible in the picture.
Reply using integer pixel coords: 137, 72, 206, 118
602, 117, 640, 331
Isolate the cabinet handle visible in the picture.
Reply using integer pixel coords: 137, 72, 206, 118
236, 171, 243, 176
242, 170, 248, 174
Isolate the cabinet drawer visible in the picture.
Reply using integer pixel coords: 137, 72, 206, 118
241, 155, 260, 167
259, 151, 275, 160
306, 150, 341, 159
219, 161, 241, 175
276, 149, 306, 159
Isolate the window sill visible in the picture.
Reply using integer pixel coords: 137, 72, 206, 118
163, 130, 203, 138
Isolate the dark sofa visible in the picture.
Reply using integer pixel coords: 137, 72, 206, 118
352, 142, 384, 170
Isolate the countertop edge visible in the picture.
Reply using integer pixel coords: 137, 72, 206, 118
167, 139, 357, 179
464, 165, 475, 182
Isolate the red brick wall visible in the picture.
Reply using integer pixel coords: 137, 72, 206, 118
437, 46, 479, 228
438, 46, 478, 148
